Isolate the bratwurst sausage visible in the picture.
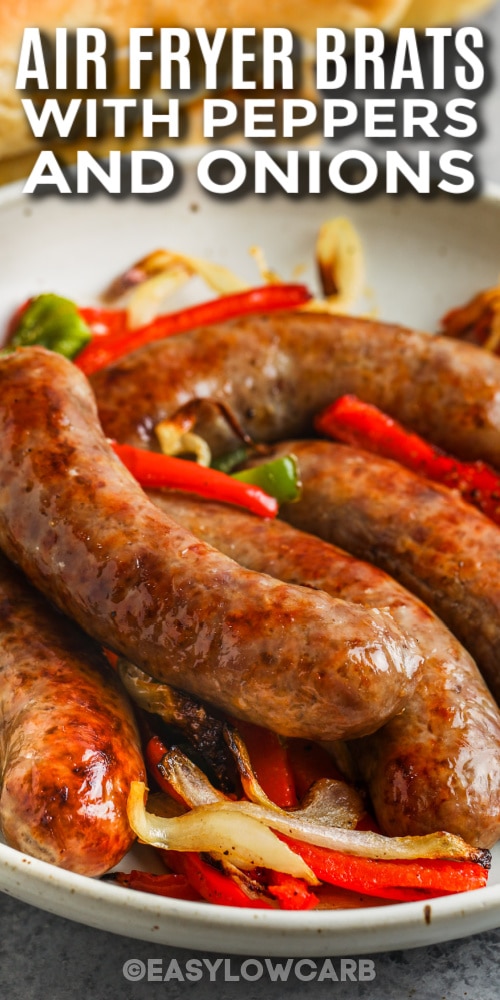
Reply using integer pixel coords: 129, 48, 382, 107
0, 551, 144, 876
265, 439, 500, 707
0, 348, 421, 741
89, 311, 500, 468
148, 490, 500, 848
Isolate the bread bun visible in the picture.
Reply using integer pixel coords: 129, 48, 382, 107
148, 0, 410, 34
397, 0, 495, 28
0, 0, 496, 175
0, 3, 148, 164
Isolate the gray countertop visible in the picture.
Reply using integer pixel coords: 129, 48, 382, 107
0, 892, 499, 1000
2, 6, 500, 998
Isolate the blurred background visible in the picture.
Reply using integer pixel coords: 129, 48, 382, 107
0, 0, 498, 186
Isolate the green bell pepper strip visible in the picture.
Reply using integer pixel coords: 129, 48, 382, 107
211, 447, 250, 474
8, 294, 92, 360
111, 442, 278, 519
232, 455, 302, 504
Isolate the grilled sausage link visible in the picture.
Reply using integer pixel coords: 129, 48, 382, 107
0, 552, 144, 875
262, 439, 500, 709
0, 348, 422, 742
148, 491, 500, 848
89, 311, 500, 468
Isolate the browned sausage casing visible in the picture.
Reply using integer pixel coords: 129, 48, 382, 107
89, 312, 500, 468
0, 551, 144, 876
148, 490, 500, 849
264, 439, 500, 709
0, 348, 422, 742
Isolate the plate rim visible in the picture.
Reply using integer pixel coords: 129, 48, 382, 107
2, 834, 500, 955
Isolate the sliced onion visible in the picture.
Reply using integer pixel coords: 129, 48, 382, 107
218, 859, 277, 904
150, 746, 485, 863
101, 226, 367, 333
248, 245, 281, 285
155, 419, 212, 466
127, 265, 191, 328
315, 216, 365, 305
117, 659, 199, 723
117, 659, 223, 741
232, 803, 484, 862
224, 727, 282, 811
102, 249, 173, 300
146, 791, 187, 819
104, 248, 249, 328
294, 780, 363, 831
128, 782, 318, 882
157, 748, 228, 808
176, 255, 247, 296
481, 290, 500, 352
301, 298, 352, 316
226, 728, 363, 828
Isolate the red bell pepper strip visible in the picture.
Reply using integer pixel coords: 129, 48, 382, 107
146, 734, 170, 775
280, 836, 489, 902
163, 851, 275, 909
107, 869, 202, 901
146, 738, 487, 907
315, 394, 500, 526
145, 735, 189, 807
79, 307, 128, 339
111, 441, 278, 519
102, 648, 119, 670
264, 871, 319, 910
232, 720, 298, 808
75, 283, 311, 374
147, 735, 315, 909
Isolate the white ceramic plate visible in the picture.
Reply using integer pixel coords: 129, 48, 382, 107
1, 167, 500, 955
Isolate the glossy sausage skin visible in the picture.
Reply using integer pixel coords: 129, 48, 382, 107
148, 491, 500, 848
0, 348, 421, 742
0, 552, 144, 876
89, 311, 500, 468
265, 439, 500, 708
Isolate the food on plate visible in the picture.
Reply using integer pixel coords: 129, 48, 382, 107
0, 551, 144, 876
0, 347, 422, 743
440, 282, 500, 352
115, 725, 491, 907
7, 293, 93, 359
264, 438, 500, 709
124, 746, 490, 907
89, 310, 500, 468
12, 283, 312, 373
315, 394, 500, 527
147, 490, 500, 847
2, 247, 500, 907
109, 441, 280, 517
